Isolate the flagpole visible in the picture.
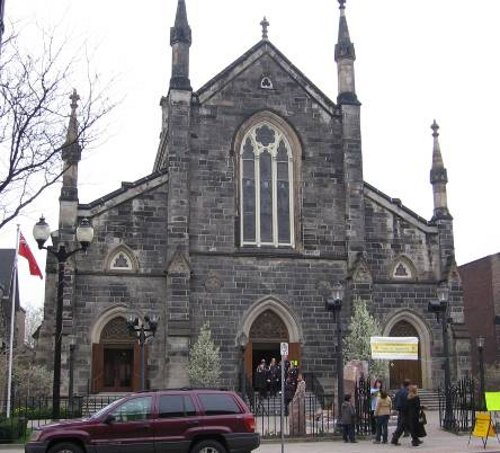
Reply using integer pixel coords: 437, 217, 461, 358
6, 224, 20, 419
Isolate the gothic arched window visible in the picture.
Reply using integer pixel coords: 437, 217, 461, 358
240, 122, 294, 247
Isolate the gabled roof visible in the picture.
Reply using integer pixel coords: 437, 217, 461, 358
195, 39, 337, 116
364, 182, 437, 234
78, 169, 168, 218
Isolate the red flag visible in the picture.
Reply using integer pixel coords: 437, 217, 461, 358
18, 232, 43, 279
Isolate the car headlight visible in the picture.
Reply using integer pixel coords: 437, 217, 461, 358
30, 430, 42, 442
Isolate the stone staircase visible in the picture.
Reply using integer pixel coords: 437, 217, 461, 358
81, 393, 125, 417
418, 389, 440, 411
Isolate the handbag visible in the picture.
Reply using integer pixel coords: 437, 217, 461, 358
418, 409, 427, 425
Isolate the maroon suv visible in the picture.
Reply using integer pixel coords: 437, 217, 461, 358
25, 389, 259, 453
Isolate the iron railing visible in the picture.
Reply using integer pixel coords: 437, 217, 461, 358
438, 377, 476, 433
0, 382, 373, 440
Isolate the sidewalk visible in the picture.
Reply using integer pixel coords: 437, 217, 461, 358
1, 412, 499, 453
258, 412, 500, 453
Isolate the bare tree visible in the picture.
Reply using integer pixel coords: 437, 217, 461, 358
0, 24, 114, 229
24, 304, 43, 348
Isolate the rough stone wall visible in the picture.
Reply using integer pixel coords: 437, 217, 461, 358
190, 255, 346, 392
36, 180, 170, 394
189, 53, 346, 257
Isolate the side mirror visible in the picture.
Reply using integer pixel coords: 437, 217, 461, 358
104, 414, 115, 425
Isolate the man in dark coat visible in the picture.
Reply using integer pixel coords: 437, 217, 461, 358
254, 359, 268, 399
391, 378, 411, 445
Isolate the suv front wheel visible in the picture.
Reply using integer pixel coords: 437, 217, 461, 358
191, 439, 227, 453
48, 442, 84, 453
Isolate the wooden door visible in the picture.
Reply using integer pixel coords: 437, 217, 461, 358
244, 342, 253, 385
389, 321, 422, 388
288, 342, 301, 367
92, 343, 104, 393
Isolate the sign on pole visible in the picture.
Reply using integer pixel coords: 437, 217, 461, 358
280, 342, 289, 357
280, 342, 288, 453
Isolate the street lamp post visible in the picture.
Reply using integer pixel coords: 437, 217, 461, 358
127, 315, 158, 391
326, 282, 345, 420
33, 216, 94, 420
428, 281, 455, 430
476, 336, 486, 410
68, 336, 76, 416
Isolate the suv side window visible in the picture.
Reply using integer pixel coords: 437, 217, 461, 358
159, 395, 196, 418
111, 396, 152, 422
198, 394, 242, 415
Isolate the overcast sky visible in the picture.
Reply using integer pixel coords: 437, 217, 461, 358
2, 0, 499, 310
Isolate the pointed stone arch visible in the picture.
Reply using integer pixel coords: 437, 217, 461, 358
90, 305, 130, 344
238, 296, 303, 344
233, 111, 303, 249
104, 244, 139, 273
383, 310, 432, 389
390, 255, 417, 281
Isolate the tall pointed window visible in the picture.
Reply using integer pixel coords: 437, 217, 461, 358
240, 122, 294, 247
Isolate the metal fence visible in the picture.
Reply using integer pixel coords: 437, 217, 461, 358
438, 377, 476, 433
0, 383, 373, 441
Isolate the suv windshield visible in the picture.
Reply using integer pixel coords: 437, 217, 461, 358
90, 398, 125, 419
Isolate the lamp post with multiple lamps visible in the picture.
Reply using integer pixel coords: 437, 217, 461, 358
33, 216, 94, 420
127, 315, 158, 391
325, 282, 345, 419
428, 281, 455, 430
476, 335, 486, 410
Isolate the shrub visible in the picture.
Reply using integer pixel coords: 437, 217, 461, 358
0, 417, 27, 444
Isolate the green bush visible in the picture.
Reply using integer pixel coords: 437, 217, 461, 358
13, 406, 82, 420
0, 417, 27, 444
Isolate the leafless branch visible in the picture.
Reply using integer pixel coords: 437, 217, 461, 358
0, 24, 116, 229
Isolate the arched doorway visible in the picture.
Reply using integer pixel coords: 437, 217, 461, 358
244, 309, 301, 386
92, 317, 142, 393
389, 320, 422, 388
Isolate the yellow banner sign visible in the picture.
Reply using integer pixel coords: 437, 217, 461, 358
472, 412, 496, 438
485, 392, 500, 412
370, 337, 419, 360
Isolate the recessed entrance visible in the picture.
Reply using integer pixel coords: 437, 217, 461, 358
92, 317, 144, 393
389, 320, 422, 388
103, 348, 133, 390
244, 309, 301, 387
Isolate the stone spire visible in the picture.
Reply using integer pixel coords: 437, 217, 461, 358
335, 0, 359, 105
430, 120, 451, 220
59, 90, 82, 232
65, 89, 80, 145
170, 0, 192, 91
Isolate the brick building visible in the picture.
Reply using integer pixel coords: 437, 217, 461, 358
36, 0, 470, 395
459, 253, 500, 370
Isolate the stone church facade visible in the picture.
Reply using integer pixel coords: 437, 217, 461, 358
36, 0, 470, 395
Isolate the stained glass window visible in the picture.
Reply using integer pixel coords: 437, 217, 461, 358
240, 122, 294, 247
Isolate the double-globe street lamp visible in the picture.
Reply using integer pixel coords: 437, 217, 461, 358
325, 282, 345, 420
127, 315, 158, 391
33, 216, 94, 419
428, 281, 455, 430
476, 335, 486, 410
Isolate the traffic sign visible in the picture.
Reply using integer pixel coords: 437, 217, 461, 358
280, 342, 289, 357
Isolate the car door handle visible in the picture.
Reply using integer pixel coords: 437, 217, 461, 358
187, 420, 200, 426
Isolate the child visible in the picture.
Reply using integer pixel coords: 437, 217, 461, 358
340, 394, 357, 443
